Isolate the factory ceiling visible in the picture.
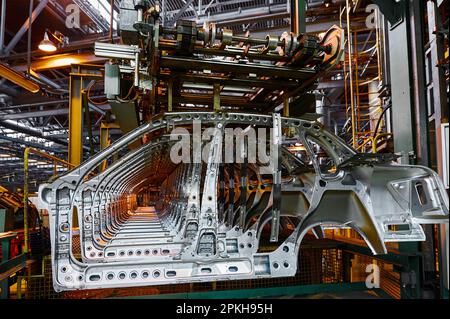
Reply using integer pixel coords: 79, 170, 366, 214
0, 0, 376, 190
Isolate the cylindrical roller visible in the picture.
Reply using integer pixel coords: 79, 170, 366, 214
263, 35, 279, 53
221, 29, 233, 47
210, 23, 217, 47
201, 21, 210, 45
279, 31, 298, 56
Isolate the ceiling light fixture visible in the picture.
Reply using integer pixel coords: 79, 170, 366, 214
38, 30, 68, 53
38, 32, 57, 52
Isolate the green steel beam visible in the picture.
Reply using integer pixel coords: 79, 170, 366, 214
373, 288, 394, 299
0, 209, 6, 233
0, 246, 25, 299
0, 234, 12, 263
115, 282, 369, 299
338, 241, 423, 299
338, 242, 416, 266
399, 242, 422, 299
291, 0, 306, 34
0, 253, 26, 273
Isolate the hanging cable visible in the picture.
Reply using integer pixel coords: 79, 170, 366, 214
26, 0, 34, 75
87, 80, 139, 105
373, 104, 392, 137
86, 80, 109, 105
116, 85, 139, 103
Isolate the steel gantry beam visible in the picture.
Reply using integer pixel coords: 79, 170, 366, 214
375, 0, 448, 299
426, 1, 449, 296
68, 65, 103, 166
426, 0, 449, 181
73, 0, 111, 32
0, 119, 69, 148
384, 1, 415, 163
1, 109, 70, 120
162, 0, 291, 27
0, 0, 6, 55
14, 53, 108, 72
2, 0, 49, 56
194, 3, 289, 26
0, 103, 111, 121
0, 134, 60, 153
166, 0, 195, 26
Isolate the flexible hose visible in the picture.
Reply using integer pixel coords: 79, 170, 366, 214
373, 104, 392, 137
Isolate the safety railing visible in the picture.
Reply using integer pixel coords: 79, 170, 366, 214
356, 133, 393, 153
22, 148, 74, 255
343, 0, 384, 149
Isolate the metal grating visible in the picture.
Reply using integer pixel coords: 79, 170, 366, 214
350, 254, 401, 299
17, 257, 64, 299
15, 238, 401, 299
215, 248, 344, 291
18, 248, 348, 299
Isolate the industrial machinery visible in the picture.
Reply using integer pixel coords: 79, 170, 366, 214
0, 185, 39, 231
36, 1, 449, 291
94, 0, 344, 116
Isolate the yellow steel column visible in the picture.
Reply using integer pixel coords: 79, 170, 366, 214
100, 122, 120, 172
23, 148, 29, 254
68, 65, 103, 166
213, 83, 221, 111
283, 95, 293, 137
283, 95, 290, 117
346, 0, 357, 148
167, 79, 173, 112
354, 31, 361, 137
66, 70, 84, 227
68, 70, 84, 166
100, 122, 109, 172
